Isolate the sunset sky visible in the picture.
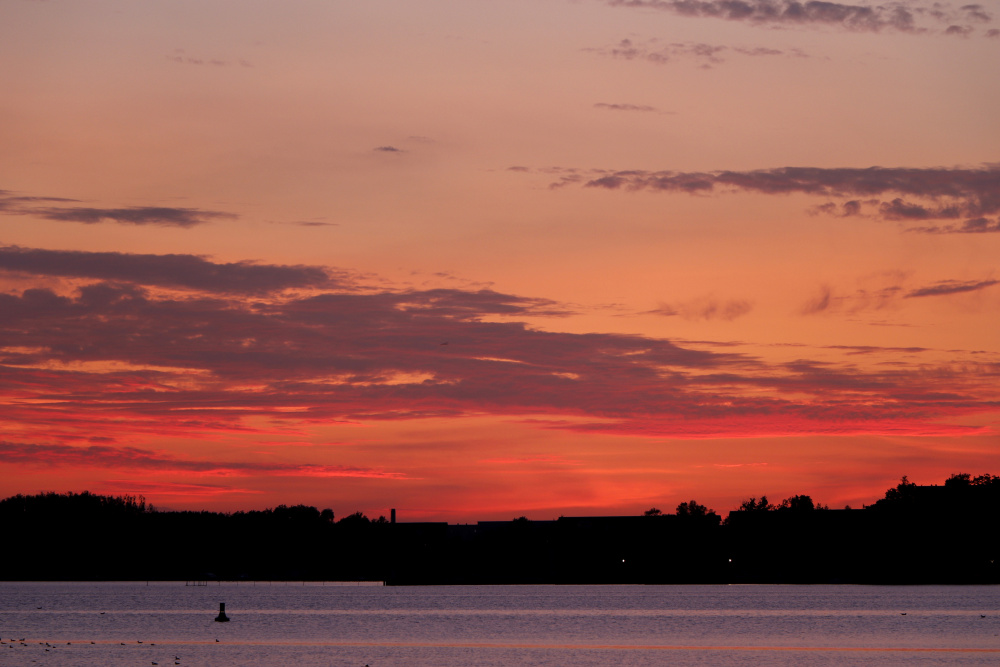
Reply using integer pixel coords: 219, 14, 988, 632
2, 0, 998, 521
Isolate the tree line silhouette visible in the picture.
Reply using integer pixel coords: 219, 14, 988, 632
2, 473, 997, 584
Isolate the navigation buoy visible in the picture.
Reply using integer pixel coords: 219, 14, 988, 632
214, 603, 229, 622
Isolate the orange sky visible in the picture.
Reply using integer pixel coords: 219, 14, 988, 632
1, 0, 998, 521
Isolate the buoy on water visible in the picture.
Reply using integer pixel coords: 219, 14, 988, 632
214, 603, 229, 622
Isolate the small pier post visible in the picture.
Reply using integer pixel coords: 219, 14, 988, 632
214, 602, 230, 622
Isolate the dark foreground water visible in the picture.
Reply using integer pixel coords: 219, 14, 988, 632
1, 582, 997, 666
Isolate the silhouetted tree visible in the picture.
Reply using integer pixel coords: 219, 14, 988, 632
879, 475, 917, 506
675, 500, 710, 518
0, 490, 152, 518
944, 473, 999, 488
337, 511, 370, 526
945, 473, 972, 488
738, 496, 774, 512
643, 507, 662, 516
778, 495, 815, 511
272, 504, 322, 523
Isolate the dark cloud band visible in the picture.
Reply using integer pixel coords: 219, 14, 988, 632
1, 189, 237, 228
607, 0, 993, 35
905, 279, 999, 298
0, 246, 335, 294
34, 206, 234, 227
574, 164, 1000, 232
0, 247, 995, 442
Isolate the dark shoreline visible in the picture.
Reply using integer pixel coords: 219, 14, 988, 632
5, 475, 998, 585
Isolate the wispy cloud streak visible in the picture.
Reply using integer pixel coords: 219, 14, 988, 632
799, 273, 998, 314
0, 442, 406, 478
905, 279, 999, 298
646, 296, 753, 320
594, 102, 664, 112
34, 206, 234, 227
588, 38, 802, 68
572, 164, 1000, 233
606, 0, 994, 36
0, 189, 236, 227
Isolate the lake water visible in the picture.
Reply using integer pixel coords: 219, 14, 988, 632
1, 582, 997, 666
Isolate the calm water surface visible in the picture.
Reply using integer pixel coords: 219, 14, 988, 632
1, 582, 997, 666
